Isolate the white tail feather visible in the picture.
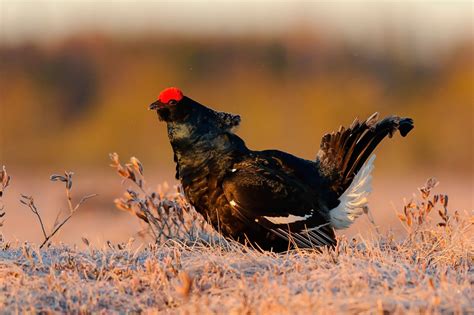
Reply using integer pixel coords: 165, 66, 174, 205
330, 155, 375, 229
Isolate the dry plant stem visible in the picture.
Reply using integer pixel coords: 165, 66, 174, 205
0, 166, 11, 227
20, 172, 97, 249
34, 208, 48, 240
39, 193, 97, 249
39, 215, 73, 249
20, 195, 48, 239
66, 189, 74, 213
364, 206, 381, 235
0, 165, 11, 198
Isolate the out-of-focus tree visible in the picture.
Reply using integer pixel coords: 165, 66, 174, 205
0, 34, 472, 175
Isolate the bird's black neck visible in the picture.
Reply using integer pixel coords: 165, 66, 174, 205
167, 121, 248, 180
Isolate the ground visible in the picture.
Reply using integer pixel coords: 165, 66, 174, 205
0, 169, 472, 313
0, 223, 472, 314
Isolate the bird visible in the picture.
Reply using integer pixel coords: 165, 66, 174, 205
149, 87, 414, 252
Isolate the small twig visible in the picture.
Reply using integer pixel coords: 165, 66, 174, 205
39, 212, 74, 249
21, 172, 97, 249
74, 194, 99, 212
37, 192, 96, 249
52, 209, 63, 230
0, 165, 11, 198
364, 206, 381, 235
66, 189, 74, 213
0, 166, 11, 227
20, 195, 48, 239
34, 209, 48, 239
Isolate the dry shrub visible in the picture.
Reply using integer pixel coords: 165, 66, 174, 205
396, 178, 472, 268
110, 153, 216, 245
20, 171, 97, 249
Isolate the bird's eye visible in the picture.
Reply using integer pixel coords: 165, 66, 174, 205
168, 99, 177, 105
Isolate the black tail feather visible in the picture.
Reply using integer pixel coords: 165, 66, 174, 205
317, 112, 414, 195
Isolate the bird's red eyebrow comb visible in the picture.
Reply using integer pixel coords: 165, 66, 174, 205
159, 87, 184, 103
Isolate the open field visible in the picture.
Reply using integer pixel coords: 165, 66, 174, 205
0, 170, 472, 314
0, 221, 472, 314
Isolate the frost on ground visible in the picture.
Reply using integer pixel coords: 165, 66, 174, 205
0, 215, 472, 314
0, 166, 472, 314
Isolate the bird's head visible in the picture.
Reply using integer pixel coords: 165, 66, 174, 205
149, 87, 187, 122
149, 87, 241, 132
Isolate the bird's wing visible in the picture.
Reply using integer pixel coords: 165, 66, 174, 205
222, 158, 315, 221
316, 112, 414, 196
221, 156, 335, 247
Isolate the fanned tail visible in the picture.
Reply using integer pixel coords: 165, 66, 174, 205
316, 112, 414, 229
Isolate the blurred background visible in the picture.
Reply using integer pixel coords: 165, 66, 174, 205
1, 1, 472, 247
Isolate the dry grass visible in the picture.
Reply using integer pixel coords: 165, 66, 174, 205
109, 153, 214, 244
0, 162, 472, 313
0, 220, 471, 313
0, 166, 11, 229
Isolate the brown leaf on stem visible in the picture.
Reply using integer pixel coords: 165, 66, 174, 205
130, 157, 144, 175
176, 271, 193, 297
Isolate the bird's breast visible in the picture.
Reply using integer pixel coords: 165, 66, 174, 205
168, 123, 193, 141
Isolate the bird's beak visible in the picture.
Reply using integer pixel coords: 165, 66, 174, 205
149, 101, 161, 111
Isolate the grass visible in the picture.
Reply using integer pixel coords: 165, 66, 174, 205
0, 162, 472, 313
0, 227, 471, 313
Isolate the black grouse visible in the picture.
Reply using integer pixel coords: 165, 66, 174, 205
149, 87, 414, 252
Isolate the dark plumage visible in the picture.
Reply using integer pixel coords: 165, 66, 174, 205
149, 87, 414, 252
